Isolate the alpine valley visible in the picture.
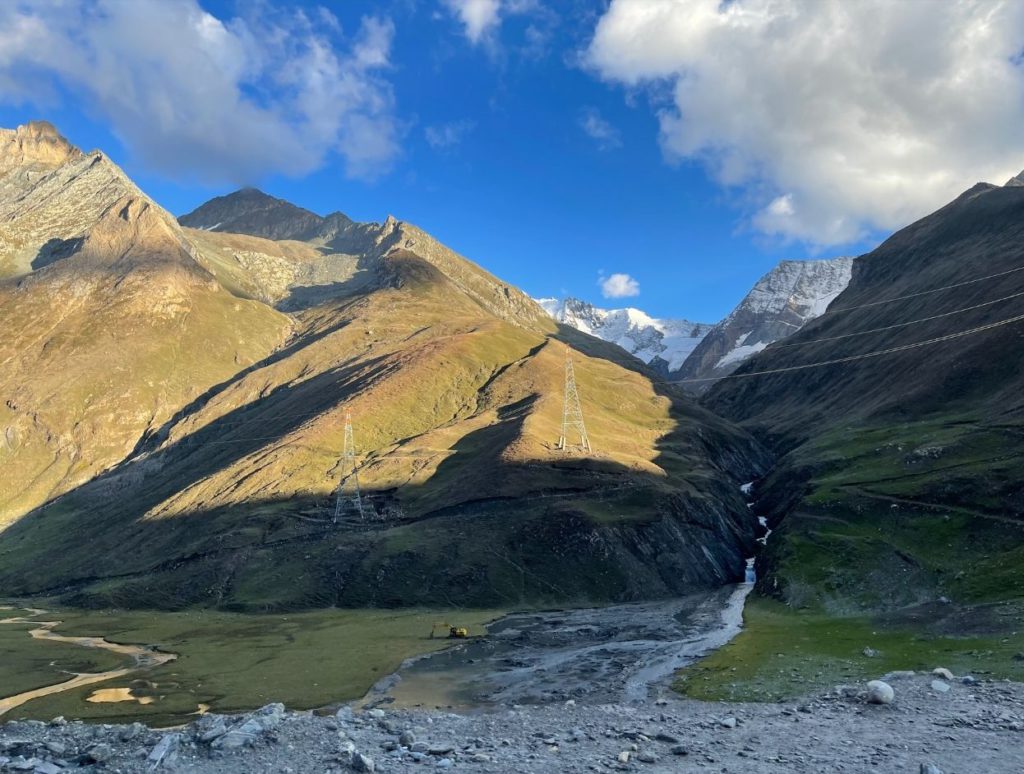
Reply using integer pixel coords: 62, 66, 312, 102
2, 117, 1024, 770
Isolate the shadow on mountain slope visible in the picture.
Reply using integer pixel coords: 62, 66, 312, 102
0, 358, 767, 611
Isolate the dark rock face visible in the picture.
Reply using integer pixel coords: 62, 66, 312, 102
179, 188, 380, 253
179, 188, 329, 241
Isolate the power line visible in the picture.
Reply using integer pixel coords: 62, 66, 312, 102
774, 289, 1024, 349
676, 311, 1024, 384
823, 262, 1024, 316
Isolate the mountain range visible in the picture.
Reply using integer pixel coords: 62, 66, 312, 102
537, 257, 854, 387
0, 122, 765, 610
2, 119, 1022, 623
534, 297, 713, 375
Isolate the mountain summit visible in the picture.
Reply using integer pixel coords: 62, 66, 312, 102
673, 257, 854, 387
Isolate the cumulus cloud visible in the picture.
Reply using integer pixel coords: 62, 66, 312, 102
424, 120, 476, 150
600, 272, 640, 299
586, 0, 1024, 246
0, 0, 400, 183
442, 0, 501, 44
579, 108, 621, 150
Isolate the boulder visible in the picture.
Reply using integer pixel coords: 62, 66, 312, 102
147, 733, 181, 769
85, 743, 113, 764
867, 680, 895, 705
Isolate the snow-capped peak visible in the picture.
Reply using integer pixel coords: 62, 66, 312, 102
673, 256, 855, 386
535, 296, 714, 372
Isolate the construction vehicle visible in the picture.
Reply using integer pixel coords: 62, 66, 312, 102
430, 622, 469, 639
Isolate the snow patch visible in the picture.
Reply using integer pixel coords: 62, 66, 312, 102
716, 341, 768, 370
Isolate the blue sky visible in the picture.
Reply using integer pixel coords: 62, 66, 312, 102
2, 0, 1022, 322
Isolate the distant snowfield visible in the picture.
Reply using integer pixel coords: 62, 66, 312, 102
535, 297, 713, 371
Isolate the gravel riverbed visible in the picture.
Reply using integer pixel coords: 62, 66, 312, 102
2, 671, 1022, 773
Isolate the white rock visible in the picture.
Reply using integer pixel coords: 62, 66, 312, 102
930, 680, 951, 694
932, 668, 955, 681
867, 680, 895, 704
147, 734, 181, 767
352, 752, 375, 772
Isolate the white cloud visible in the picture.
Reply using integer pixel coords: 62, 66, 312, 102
600, 272, 640, 298
424, 120, 476, 149
579, 108, 622, 150
442, 0, 501, 44
0, 1, 400, 183
441, 0, 552, 52
586, 0, 1024, 246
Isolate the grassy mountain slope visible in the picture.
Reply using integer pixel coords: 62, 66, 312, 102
0, 128, 768, 611
706, 181, 1024, 616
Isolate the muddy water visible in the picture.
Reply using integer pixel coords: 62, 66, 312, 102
0, 609, 176, 717
366, 584, 753, 709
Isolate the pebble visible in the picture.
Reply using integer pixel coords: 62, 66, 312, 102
930, 680, 951, 694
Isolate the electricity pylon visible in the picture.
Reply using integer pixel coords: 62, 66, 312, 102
333, 411, 365, 522
557, 348, 592, 453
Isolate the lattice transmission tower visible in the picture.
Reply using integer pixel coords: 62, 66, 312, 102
557, 348, 592, 453
333, 410, 365, 522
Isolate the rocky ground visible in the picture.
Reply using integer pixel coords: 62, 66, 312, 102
1, 671, 1022, 773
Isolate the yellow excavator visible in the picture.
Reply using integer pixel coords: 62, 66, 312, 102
430, 622, 469, 639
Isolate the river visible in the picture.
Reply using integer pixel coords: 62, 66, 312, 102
365, 482, 769, 710
1, 486, 769, 718
0, 608, 176, 718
